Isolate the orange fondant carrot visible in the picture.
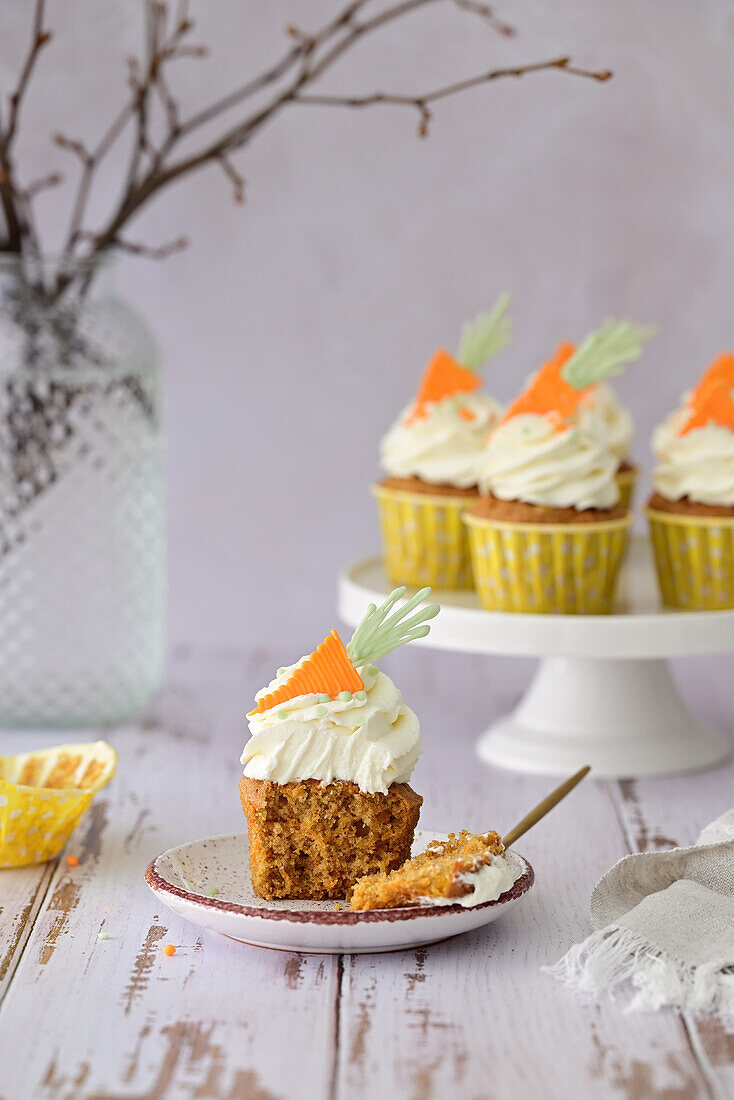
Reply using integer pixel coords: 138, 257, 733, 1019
250, 631, 364, 715
680, 379, 734, 435
496, 341, 583, 430
696, 353, 734, 394
679, 354, 734, 435
407, 349, 482, 423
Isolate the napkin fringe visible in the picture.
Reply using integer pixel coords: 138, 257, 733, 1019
544, 926, 734, 1018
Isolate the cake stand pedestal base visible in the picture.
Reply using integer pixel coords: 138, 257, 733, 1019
477, 657, 729, 778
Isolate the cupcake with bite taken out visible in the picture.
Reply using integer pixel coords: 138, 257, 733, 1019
465, 318, 655, 614
374, 293, 511, 590
239, 586, 439, 900
647, 354, 734, 609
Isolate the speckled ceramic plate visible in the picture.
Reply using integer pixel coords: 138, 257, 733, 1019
144, 829, 534, 954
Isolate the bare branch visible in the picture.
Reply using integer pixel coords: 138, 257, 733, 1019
109, 234, 189, 259
53, 133, 94, 167
5, 0, 51, 145
296, 56, 613, 136
164, 1, 372, 147
0, 0, 51, 251
218, 155, 245, 204
0, 0, 610, 288
23, 172, 63, 200
453, 0, 515, 37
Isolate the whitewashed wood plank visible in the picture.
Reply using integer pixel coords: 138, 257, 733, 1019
334, 646, 709, 1100
0, 649, 338, 1100
0, 862, 54, 1004
0, 729, 90, 1007
609, 658, 734, 1100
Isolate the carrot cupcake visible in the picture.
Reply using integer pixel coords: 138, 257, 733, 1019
239, 587, 439, 900
647, 353, 734, 609
374, 293, 511, 589
578, 382, 638, 507
465, 319, 655, 614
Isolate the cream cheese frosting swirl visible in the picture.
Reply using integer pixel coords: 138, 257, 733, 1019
652, 422, 734, 506
380, 392, 504, 488
418, 854, 516, 908
578, 382, 633, 465
477, 413, 620, 510
241, 662, 421, 795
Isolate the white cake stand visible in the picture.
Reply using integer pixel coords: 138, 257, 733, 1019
338, 536, 732, 778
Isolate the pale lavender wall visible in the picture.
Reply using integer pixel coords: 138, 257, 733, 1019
1, 1, 732, 652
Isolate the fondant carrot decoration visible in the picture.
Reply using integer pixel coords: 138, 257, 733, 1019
251, 590, 441, 715
679, 353, 734, 435
348, 586, 440, 665
497, 342, 578, 428
250, 631, 364, 715
680, 357, 734, 435
498, 319, 656, 431
407, 293, 512, 422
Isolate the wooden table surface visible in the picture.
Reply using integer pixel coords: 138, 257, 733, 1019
1, 644, 733, 1100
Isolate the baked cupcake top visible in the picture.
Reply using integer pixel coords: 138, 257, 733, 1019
477, 319, 655, 510
379, 294, 511, 488
241, 588, 439, 795
652, 353, 734, 506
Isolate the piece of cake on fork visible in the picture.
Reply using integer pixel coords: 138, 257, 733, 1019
238, 587, 439, 901
349, 830, 514, 910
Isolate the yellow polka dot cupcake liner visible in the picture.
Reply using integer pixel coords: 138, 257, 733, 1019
615, 466, 639, 510
646, 508, 734, 609
0, 740, 117, 867
372, 484, 476, 590
464, 512, 632, 614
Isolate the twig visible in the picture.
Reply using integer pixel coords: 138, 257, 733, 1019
453, 0, 515, 37
0, 0, 613, 290
107, 234, 188, 259
23, 171, 63, 200
297, 56, 613, 136
218, 156, 245, 203
5, 0, 50, 145
0, 0, 51, 251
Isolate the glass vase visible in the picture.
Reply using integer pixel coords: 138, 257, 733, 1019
0, 253, 165, 727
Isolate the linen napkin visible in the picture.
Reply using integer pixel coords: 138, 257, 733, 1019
545, 809, 734, 1018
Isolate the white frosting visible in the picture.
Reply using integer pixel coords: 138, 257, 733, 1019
241, 663, 421, 795
578, 382, 633, 465
380, 392, 504, 488
477, 413, 620, 510
650, 392, 694, 456
418, 854, 515, 908
652, 421, 734, 506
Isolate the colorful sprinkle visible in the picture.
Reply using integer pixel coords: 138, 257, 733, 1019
97, 931, 109, 941
338, 691, 352, 702
66, 855, 79, 866
318, 694, 330, 703
355, 690, 367, 701
277, 710, 288, 720
162, 944, 176, 956
209, 887, 220, 896
316, 705, 328, 717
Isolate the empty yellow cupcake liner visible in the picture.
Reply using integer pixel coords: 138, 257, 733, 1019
615, 466, 639, 510
0, 740, 117, 867
464, 512, 632, 614
646, 508, 734, 609
372, 483, 476, 589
